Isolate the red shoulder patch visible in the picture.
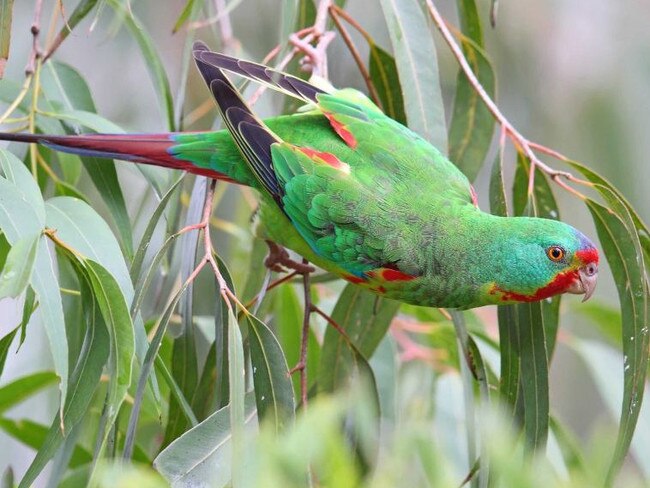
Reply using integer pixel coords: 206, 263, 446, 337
343, 273, 367, 285
323, 112, 358, 149
298, 147, 350, 173
470, 185, 479, 208
371, 268, 418, 282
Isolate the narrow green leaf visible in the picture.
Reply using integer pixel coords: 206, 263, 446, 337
0, 152, 69, 416
318, 285, 399, 393
0, 371, 58, 415
130, 174, 184, 282
572, 339, 650, 479
0, 418, 92, 468
19, 276, 109, 488
0, 328, 18, 379
40, 61, 96, 113
584, 198, 648, 481
379, 0, 447, 152
549, 417, 587, 474
155, 356, 198, 427
124, 265, 199, 460
448, 36, 495, 181
228, 308, 246, 487
516, 300, 549, 453
368, 45, 406, 125
154, 395, 257, 487
48, 0, 99, 53
274, 283, 319, 396
0, 0, 14, 78
163, 178, 204, 447
1, 466, 12, 488
489, 150, 508, 216
84, 157, 138, 260
513, 154, 561, 221
0, 148, 46, 224
0, 233, 40, 299
108, 0, 175, 131
190, 342, 217, 421
0, 232, 8, 269
172, 0, 200, 33
45, 197, 151, 394
0, 288, 36, 378
84, 260, 134, 449
31, 240, 69, 413
457, 0, 484, 46
44, 109, 124, 133
247, 314, 295, 432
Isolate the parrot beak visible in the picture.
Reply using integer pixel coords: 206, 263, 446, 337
566, 262, 598, 301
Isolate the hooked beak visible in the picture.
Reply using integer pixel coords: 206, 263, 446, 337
567, 262, 598, 301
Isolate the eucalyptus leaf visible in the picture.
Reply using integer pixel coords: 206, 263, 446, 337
0, 232, 40, 299
0, 418, 92, 468
0, 371, 58, 415
154, 395, 257, 488
108, 0, 175, 131
378, 0, 447, 152
19, 276, 109, 488
0, 0, 13, 78
247, 313, 295, 432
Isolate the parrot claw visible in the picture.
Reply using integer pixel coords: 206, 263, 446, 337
264, 241, 315, 275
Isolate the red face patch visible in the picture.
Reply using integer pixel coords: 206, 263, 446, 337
576, 248, 599, 265
492, 269, 580, 303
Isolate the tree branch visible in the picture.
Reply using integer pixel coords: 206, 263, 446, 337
423, 0, 592, 197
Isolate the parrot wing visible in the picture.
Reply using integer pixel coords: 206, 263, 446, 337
192, 44, 475, 279
192, 43, 474, 206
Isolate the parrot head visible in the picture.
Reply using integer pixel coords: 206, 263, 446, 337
483, 217, 599, 305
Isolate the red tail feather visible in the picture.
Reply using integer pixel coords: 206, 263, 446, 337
0, 132, 233, 181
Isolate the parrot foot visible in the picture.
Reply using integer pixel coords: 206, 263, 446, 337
264, 241, 315, 275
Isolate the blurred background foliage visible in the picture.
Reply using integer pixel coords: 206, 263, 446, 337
0, 0, 648, 487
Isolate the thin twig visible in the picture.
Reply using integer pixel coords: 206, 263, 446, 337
328, 6, 381, 107
311, 304, 350, 342
25, 0, 44, 76
0, 76, 32, 124
187, 0, 243, 32
248, 47, 301, 106
214, 0, 238, 52
243, 271, 299, 310
423, 0, 582, 197
41, 0, 72, 65
314, 0, 332, 35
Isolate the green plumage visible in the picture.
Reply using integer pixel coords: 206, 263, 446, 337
166, 50, 598, 309
0, 47, 599, 309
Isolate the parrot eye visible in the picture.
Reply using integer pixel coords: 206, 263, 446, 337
546, 246, 565, 262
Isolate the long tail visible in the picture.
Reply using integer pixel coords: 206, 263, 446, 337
0, 131, 235, 181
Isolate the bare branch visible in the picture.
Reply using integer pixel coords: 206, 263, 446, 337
329, 6, 382, 107
423, 0, 590, 197
25, 0, 44, 76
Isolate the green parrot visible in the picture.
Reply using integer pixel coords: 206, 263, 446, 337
0, 42, 599, 309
